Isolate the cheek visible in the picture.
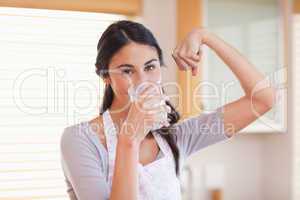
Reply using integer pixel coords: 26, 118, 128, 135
110, 76, 130, 95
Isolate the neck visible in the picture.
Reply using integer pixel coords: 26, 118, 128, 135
109, 97, 131, 126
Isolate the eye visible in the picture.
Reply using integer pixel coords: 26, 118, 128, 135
145, 64, 156, 71
121, 68, 133, 75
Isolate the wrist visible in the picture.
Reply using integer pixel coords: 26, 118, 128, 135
195, 28, 212, 45
118, 121, 142, 148
118, 133, 141, 150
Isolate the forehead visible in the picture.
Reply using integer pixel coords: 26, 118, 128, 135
109, 42, 159, 68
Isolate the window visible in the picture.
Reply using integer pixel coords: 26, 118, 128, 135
202, 0, 287, 133
0, 7, 125, 199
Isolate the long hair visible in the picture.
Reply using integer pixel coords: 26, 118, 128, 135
95, 20, 181, 175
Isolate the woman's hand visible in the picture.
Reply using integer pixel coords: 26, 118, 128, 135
120, 83, 171, 145
172, 28, 209, 76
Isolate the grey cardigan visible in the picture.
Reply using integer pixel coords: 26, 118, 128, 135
60, 107, 231, 200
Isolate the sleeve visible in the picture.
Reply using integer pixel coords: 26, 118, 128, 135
60, 126, 110, 200
172, 106, 232, 160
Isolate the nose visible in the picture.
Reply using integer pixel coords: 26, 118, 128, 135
134, 71, 150, 87
129, 69, 161, 92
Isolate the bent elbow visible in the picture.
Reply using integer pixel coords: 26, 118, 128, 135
264, 87, 277, 109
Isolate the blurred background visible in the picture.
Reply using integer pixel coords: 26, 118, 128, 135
0, 0, 298, 199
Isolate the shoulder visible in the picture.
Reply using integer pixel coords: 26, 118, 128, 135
60, 116, 108, 158
61, 121, 89, 142
169, 107, 230, 158
60, 120, 107, 173
60, 116, 105, 147
60, 122, 91, 154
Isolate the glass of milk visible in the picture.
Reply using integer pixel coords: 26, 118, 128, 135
128, 81, 171, 130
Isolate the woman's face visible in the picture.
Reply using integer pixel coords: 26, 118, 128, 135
105, 42, 162, 102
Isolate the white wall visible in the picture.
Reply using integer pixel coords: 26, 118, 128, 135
262, 134, 292, 200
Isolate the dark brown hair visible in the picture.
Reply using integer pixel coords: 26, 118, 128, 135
95, 20, 181, 175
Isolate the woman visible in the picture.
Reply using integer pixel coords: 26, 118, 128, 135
60, 20, 275, 200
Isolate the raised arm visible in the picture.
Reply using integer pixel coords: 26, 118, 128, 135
172, 28, 276, 137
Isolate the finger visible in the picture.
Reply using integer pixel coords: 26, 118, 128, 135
192, 54, 201, 62
155, 111, 169, 124
142, 96, 165, 110
146, 105, 168, 115
138, 88, 156, 112
173, 44, 180, 53
172, 44, 188, 71
172, 53, 186, 71
135, 82, 159, 97
178, 53, 200, 76
142, 94, 170, 111
180, 56, 199, 70
162, 94, 170, 101
162, 121, 170, 127
139, 83, 162, 101
165, 104, 172, 113
128, 81, 150, 98
194, 48, 203, 60
178, 54, 199, 76
157, 103, 170, 115
191, 66, 199, 76
187, 50, 201, 62
135, 86, 163, 113
137, 82, 158, 95
173, 53, 190, 71
128, 85, 151, 105
197, 46, 203, 55
149, 100, 170, 113
129, 84, 156, 111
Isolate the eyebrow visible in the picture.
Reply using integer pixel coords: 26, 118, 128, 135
116, 59, 159, 68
